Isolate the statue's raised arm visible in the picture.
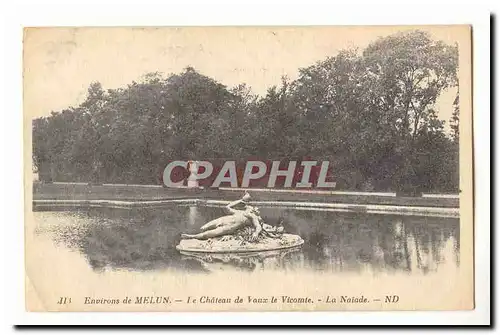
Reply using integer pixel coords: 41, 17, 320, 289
225, 192, 251, 214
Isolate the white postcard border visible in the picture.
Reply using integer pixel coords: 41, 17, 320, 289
2, 0, 492, 327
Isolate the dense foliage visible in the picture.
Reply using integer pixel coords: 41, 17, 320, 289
33, 31, 460, 193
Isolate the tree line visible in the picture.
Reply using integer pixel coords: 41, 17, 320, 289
32, 30, 460, 194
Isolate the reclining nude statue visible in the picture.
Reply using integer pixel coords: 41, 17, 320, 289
177, 192, 303, 253
181, 192, 282, 242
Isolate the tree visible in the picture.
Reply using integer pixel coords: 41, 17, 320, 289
32, 31, 460, 192
450, 90, 460, 143
290, 50, 377, 189
363, 31, 458, 138
362, 30, 459, 193
32, 117, 51, 181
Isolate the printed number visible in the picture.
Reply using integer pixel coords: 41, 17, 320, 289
57, 297, 72, 304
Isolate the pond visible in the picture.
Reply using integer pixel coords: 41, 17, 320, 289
33, 205, 460, 275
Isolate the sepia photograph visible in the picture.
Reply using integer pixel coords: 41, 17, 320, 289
23, 25, 473, 312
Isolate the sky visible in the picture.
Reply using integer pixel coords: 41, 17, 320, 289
24, 26, 468, 131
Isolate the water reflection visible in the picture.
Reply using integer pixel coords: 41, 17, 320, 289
179, 248, 302, 273
273, 208, 460, 274
34, 205, 460, 274
188, 206, 198, 227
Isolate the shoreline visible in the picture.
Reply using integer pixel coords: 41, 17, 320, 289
32, 182, 459, 218
33, 198, 459, 218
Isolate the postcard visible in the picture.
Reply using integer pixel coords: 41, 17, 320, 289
24, 25, 473, 312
